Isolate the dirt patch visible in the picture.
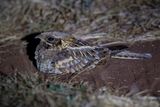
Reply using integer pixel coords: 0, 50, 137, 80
0, 39, 159, 96
0, 42, 37, 74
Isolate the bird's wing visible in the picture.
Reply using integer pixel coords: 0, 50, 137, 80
52, 45, 109, 74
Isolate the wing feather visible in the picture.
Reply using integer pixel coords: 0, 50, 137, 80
51, 45, 109, 74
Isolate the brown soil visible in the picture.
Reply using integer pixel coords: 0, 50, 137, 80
0, 42, 37, 74
0, 38, 159, 96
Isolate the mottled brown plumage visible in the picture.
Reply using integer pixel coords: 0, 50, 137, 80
35, 31, 152, 74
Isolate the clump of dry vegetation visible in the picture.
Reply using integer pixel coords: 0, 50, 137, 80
0, 0, 160, 107
0, 0, 160, 42
0, 72, 159, 107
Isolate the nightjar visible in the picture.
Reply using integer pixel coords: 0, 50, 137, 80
35, 31, 152, 74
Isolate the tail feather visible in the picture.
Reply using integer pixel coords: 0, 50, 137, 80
111, 50, 152, 60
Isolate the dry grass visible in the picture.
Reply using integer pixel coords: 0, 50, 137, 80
0, 72, 159, 107
0, 0, 160, 107
0, 0, 160, 42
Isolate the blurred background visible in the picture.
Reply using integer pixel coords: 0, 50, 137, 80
0, 0, 160, 41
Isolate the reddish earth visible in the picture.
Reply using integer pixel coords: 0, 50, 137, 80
0, 36, 159, 96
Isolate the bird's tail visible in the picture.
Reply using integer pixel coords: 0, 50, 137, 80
111, 50, 152, 60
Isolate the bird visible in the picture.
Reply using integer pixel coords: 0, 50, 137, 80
35, 31, 152, 75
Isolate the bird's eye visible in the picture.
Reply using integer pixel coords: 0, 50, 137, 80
46, 36, 61, 45
47, 37, 55, 42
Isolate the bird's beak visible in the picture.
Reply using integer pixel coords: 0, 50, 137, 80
35, 34, 53, 46
35, 35, 46, 42
35, 35, 41, 39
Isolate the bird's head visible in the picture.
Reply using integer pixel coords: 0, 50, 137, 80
36, 31, 75, 49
